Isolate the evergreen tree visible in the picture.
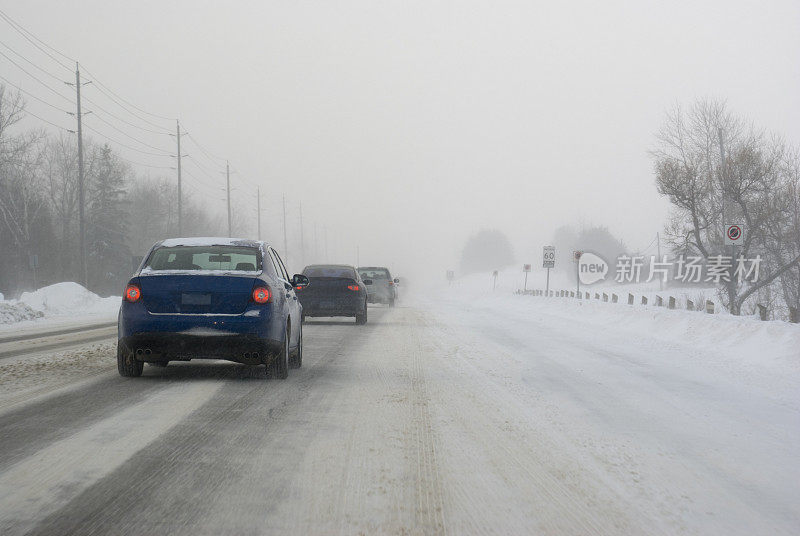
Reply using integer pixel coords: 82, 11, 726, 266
86, 144, 130, 293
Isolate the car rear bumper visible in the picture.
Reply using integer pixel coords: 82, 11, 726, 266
119, 333, 281, 365
299, 295, 363, 317
118, 301, 283, 364
366, 286, 395, 303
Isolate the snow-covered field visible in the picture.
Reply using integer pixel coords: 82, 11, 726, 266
0, 283, 120, 331
440, 270, 800, 395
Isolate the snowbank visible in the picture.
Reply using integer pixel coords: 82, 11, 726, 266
0, 283, 120, 326
0, 301, 44, 324
428, 269, 800, 379
18, 282, 120, 317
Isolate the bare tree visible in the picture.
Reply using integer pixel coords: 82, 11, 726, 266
652, 99, 800, 314
0, 86, 47, 253
773, 148, 800, 318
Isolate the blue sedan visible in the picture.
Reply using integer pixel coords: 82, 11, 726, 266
117, 238, 308, 379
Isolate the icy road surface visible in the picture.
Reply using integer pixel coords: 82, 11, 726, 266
0, 303, 797, 535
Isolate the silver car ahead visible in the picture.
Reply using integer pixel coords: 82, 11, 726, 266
357, 266, 398, 307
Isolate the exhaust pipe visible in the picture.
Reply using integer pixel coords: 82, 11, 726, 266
144, 348, 152, 356
136, 349, 144, 356
243, 352, 251, 360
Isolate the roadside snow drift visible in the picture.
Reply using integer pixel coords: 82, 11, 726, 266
0, 302, 44, 324
18, 282, 119, 316
0, 283, 120, 325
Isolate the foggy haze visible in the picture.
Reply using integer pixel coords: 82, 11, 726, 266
7, 0, 800, 281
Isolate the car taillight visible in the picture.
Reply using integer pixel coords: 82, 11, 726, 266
252, 287, 271, 303
388, 281, 394, 286
347, 284, 359, 291
295, 286, 303, 291
125, 284, 141, 302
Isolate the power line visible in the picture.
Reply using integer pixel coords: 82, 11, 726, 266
183, 158, 225, 188
115, 154, 175, 171
0, 73, 72, 114
184, 131, 226, 163
0, 8, 74, 71
85, 111, 173, 154
81, 122, 173, 157
21, 107, 74, 133
183, 168, 225, 193
0, 39, 68, 85
0, 9, 172, 133
185, 154, 223, 178
80, 64, 174, 121
0, 49, 73, 104
228, 162, 259, 190
81, 92, 171, 135
0, 8, 256, 215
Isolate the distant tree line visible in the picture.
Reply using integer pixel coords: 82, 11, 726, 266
653, 99, 800, 318
0, 84, 226, 297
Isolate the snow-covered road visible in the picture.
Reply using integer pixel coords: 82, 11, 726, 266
0, 300, 797, 534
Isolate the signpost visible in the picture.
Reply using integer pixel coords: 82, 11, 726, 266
724, 224, 743, 246
543, 246, 555, 296
492, 270, 498, 291
522, 263, 531, 291
724, 224, 744, 303
573, 250, 583, 297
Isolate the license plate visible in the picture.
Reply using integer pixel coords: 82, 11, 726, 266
182, 292, 211, 305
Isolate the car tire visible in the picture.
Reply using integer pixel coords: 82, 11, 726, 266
268, 324, 290, 379
355, 304, 368, 325
117, 341, 143, 377
289, 323, 302, 369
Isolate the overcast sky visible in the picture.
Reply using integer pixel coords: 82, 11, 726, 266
4, 0, 800, 280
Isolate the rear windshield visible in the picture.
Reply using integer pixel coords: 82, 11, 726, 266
144, 246, 261, 272
359, 268, 390, 279
302, 266, 356, 279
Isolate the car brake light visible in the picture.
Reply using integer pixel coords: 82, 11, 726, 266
252, 287, 271, 303
295, 286, 303, 291
125, 284, 141, 302
388, 281, 394, 286
347, 284, 359, 291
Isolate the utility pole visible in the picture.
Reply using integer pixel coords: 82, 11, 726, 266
718, 128, 736, 313
299, 201, 305, 266
256, 188, 261, 240
282, 194, 288, 259
226, 161, 231, 237
176, 119, 183, 236
324, 226, 328, 261
356, 245, 360, 267
74, 62, 87, 289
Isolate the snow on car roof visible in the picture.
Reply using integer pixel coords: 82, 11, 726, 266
157, 237, 264, 248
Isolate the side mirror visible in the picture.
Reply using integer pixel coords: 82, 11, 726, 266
363, 279, 373, 286
393, 278, 400, 284
292, 274, 309, 288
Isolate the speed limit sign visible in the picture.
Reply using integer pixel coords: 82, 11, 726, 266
543, 246, 555, 268
725, 224, 744, 245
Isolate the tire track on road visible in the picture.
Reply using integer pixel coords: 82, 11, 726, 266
20, 314, 366, 536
